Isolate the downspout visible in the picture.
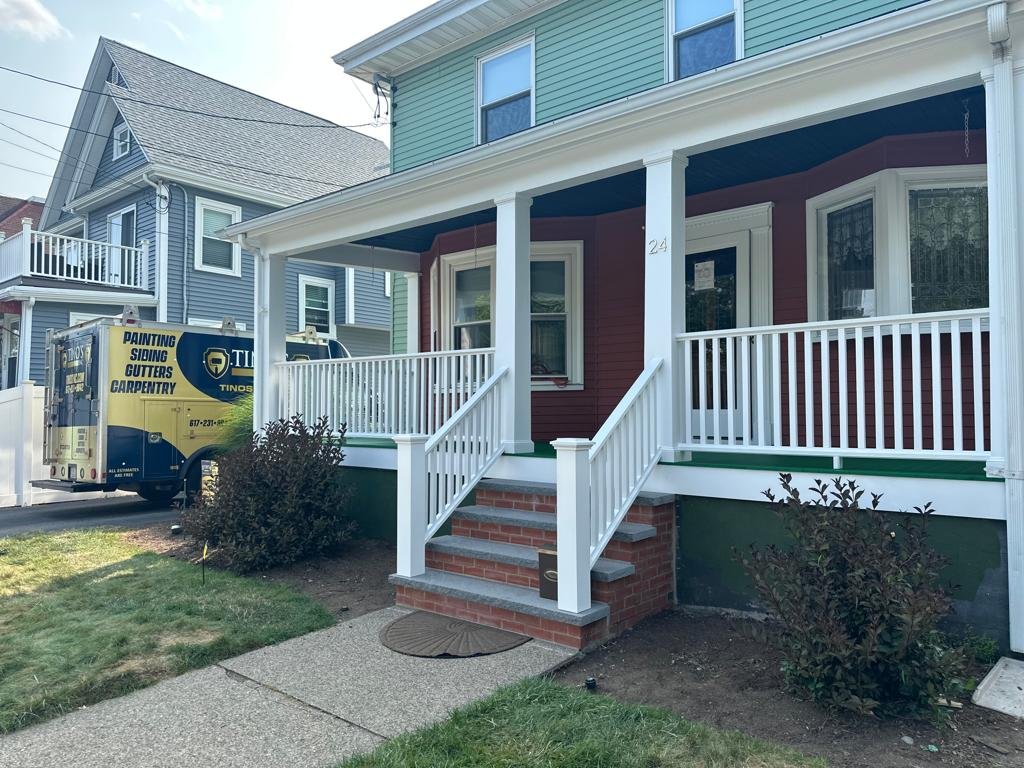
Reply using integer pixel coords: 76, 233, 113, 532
141, 172, 169, 321
141, 176, 189, 324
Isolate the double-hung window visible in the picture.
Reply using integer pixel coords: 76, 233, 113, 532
478, 39, 534, 143
299, 275, 336, 338
195, 197, 242, 276
809, 167, 988, 320
672, 0, 739, 80
439, 242, 584, 388
112, 124, 131, 160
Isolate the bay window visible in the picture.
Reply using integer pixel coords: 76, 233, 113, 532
438, 242, 583, 388
808, 167, 987, 320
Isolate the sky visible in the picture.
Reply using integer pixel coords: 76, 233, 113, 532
0, 0, 435, 199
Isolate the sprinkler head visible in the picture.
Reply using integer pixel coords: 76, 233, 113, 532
585, 677, 597, 691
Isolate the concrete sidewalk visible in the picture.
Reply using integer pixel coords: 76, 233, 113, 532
0, 607, 575, 768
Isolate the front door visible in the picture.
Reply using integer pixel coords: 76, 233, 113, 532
686, 235, 750, 440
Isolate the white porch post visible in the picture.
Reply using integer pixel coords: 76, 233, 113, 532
643, 151, 687, 457
494, 192, 534, 454
394, 434, 428, 577
17, 297, 33, 384
20, 218, 32, 275
983, 2, 1024, 652
406, 272, 420, 353
253, 249, 286, 431
554, 438, 592, 612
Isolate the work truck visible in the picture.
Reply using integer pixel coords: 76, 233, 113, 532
36, 311, 344, 504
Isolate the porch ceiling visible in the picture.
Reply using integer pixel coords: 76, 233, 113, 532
358, 86, 984, 253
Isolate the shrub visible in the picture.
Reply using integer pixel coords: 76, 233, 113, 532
218, 393, 254, 454
183, 415, 355, 573
736, 473, 967, 717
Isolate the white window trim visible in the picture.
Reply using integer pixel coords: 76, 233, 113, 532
112, 123, 131, 160
475, 36, 536, 146
345, 268, 356, 324
435, 241, 584, 390
666, 0, 744, 83
187, 317, 247, 330
299, 274, 336, 339
384, 271, 392, 298
106, 203, 137, 246
805, 165, 987, 321
194, 196, 242, 277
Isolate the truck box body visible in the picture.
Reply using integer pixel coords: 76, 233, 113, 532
41, 318, 339, 494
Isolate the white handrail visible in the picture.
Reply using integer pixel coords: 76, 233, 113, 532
676, 309, 990, 458
423, 366, 508, 538
586, 358, 663, 565
0, 229, 147, 289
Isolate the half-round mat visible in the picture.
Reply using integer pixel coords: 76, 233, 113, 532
380, 610, 530, 658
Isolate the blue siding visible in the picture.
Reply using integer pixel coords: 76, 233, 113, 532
90, 119, 147, 190
353, 268, 391, 328
287, 262, 347, 334
339, 326, 390, 357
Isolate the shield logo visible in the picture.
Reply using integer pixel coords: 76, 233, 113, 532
203, 347, 230, 379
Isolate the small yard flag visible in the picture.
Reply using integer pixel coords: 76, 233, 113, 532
202, 541, 208, 585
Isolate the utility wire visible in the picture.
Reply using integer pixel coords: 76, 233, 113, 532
0, 64, 378, 130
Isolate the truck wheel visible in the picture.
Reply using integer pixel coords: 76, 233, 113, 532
183, 461, 204, 506
138, 481, 181, 506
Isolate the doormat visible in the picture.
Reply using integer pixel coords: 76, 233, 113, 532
380, 610, 530, 658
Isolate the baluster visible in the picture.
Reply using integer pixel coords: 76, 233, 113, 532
741, 335, 751, 446
838, 328, 848, 450
681, 339, 693, 446
712, 336, 721, 445
787, 332, 797, 447
912, 321, 923, 451
697, 338, 707, 445
755, 334, 767, 446
873, 323, 884, 450
771, 333, 782, 448
892, 321, 904, 451
951, 319, 963, 453
803, 330, 814, 449
931, 321, 943, 451
820, 329, 831, 450
972, 316, 985, 452
726, 336, 735, 446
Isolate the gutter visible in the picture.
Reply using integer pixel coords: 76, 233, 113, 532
228, 0, 997, 242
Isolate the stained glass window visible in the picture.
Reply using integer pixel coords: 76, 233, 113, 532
825, 198, 875, 320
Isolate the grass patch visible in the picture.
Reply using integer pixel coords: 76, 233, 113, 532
340, 678, 824, 768
0, 529, 333, 733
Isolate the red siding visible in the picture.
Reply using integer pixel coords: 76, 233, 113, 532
415, 131, 987, 442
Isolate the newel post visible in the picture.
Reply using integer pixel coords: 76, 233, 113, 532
21, 217, 33, 275
394, 434, 428, 578
553, 438, 592, 613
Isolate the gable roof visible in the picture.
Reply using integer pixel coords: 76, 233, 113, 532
41, 38, 389, 228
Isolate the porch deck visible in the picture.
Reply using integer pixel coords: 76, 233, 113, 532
0, 226, 148, 291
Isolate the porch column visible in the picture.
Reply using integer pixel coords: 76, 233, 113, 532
983, 2, 1024, 652
253, 249, 286, 432
406, 272, 420, 354
643, 151, 687, 457
494, 192, 533, 454
17, 297, 33, 384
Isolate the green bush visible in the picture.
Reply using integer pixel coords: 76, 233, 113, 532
218, 393, 254, 454
737, 473, 967, 717
183, 415, 355, 573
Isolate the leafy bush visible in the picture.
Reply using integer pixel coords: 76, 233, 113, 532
737, 473, 966, 717
183, 415, 355, 573
960, 630, 1000, 666
218, 393, 254, 454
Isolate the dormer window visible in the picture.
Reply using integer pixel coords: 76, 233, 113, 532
112, 124, 131, 160
478, 39, 534, 144
672, 0, 739, 80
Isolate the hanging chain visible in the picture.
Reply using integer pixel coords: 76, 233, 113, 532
963, 99, 971, 159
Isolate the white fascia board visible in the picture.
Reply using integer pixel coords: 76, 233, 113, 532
279, 243, 420, 270
0, 286, 159, 306
231, 0, 996, 257
67, 168, 155, 212
46, 216, 86, 236
335, 0, 570, 81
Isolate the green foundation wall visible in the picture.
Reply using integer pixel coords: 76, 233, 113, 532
677, 495, 1009, 647
338, 466, 398, 541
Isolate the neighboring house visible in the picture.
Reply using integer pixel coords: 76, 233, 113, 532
0, 38, 392, 392
0, 196, 44, 237
232, 0, 1019, 653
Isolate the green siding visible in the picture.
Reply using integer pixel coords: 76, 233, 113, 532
391, 0, 930, 171
743, 0, 926, 56
391, 273, 408, 354
392, 0, 665, 172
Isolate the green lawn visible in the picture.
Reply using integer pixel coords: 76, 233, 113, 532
0, 529, 333, 733
340, 678, 824, 768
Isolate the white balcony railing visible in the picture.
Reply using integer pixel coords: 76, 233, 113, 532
675, 308, 990, 459
276, 348, 495, 437
0, 225, 147, 290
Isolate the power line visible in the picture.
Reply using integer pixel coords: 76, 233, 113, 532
0, 135, 60, 163
0, 64, 379, 130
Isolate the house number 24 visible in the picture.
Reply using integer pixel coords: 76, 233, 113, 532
647, 238, 668, 254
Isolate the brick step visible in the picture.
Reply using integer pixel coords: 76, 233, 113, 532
451, 505, 656, 553
390, 568, 610, 649
426, 534, 635, 589
474, 478, 675, 517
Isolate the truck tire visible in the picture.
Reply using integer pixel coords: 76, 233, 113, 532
138, 481, 181, 506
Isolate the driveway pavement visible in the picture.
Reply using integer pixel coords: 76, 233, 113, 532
0, 606, 576, 768
0, 496, 178, 537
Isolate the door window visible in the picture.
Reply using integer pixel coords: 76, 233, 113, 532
686, 247, 738, 332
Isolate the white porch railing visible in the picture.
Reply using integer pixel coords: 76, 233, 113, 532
276, 348, 494, 437
676, 308, 990, 459
395, 366, 509, 576
553, 358, 663, 613
0, 225, 147, 290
